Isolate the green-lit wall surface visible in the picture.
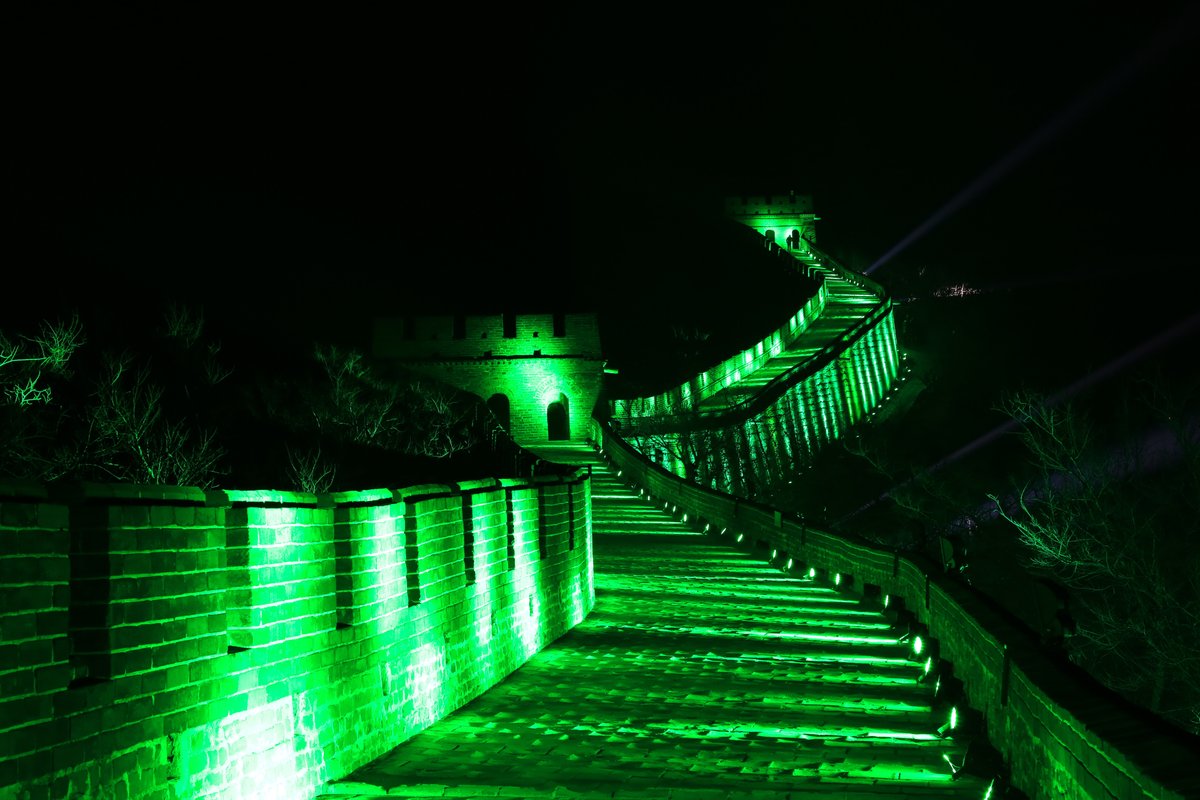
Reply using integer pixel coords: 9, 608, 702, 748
611, 226, 900, 493
724, 193, 819, 248
593, 424, 1199, 800
373, 313, 604, 444
611, 275, 830, 420
644, 308, 900, 492
0, 471, 594, 799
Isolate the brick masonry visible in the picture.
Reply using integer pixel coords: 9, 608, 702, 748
0, 471, 594, 800
597, 422, 1200, 800
373, 313, 604, 445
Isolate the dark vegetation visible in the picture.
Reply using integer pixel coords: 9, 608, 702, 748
586, 199, 1200, 733
763, 258, 1200, 735
0, 306, 532, 493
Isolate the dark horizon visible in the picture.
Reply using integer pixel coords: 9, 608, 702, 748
8, 4, 1200, 357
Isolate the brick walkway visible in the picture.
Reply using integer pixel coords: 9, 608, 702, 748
321, 443, 985, 799
693, 251, 881, 411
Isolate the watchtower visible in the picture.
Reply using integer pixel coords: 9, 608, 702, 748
372, 312, 604, 445
725, 191, 819, 252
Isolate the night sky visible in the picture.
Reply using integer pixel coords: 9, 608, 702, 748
8, 4, 1200, 364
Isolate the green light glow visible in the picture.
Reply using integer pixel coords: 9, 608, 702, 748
913, 635, 924, 656
634, 622, 903, 646
808, 567, 817, 579
924, 657, 933, 676
950, 706, 958, 730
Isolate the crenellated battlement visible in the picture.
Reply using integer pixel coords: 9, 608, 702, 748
725, 191, 820, 247
724, 191, 815, 216
0, 472, 594, 799
374, 313, 601, 360
373, 313, 604, 445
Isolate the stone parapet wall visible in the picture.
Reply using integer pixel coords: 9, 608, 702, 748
0, 471, 594, 799
595, 424, 1199, 800
374, 313, 601, 360
612, 269, 828, 421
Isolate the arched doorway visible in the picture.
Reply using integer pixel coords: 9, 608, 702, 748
547, 393, 570, 441
788, 229, 800, 250
765, 229, 776, 245
486, 393, 510, 431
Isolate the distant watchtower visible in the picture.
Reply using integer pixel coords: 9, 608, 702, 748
373, 312, 604, 445
725, 191, 819, 252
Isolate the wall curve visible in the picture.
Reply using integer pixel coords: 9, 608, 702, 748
593, 423, 1199, 800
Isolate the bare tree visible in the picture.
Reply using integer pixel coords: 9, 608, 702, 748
0, 316, 85, 406
161, 304, 205, 348
202, 340, 235, 385
312, 344, 402, 445
286, 446, 337, 494
989, 390, 1200, 731
406, 379, 481, 458
88, 353, 226, 488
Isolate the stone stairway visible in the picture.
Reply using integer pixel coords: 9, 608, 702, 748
694, 253, 882, 411
320, 442, 985, 799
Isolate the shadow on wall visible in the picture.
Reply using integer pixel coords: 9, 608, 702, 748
548, 394, 570, 441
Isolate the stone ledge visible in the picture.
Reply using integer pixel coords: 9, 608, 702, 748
50, 482, 207, 505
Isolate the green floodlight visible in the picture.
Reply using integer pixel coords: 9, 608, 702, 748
736, 533, 745, 542
834, 573, 842, 586
808, 567, 817, 579
771, 549, 778, 560
935, 706, 960, 741
923, 657, 933, 677
913, 635, 924, 657
786, 558, 794, 570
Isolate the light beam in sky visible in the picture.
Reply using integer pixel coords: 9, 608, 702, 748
864, 8, 1200, 277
